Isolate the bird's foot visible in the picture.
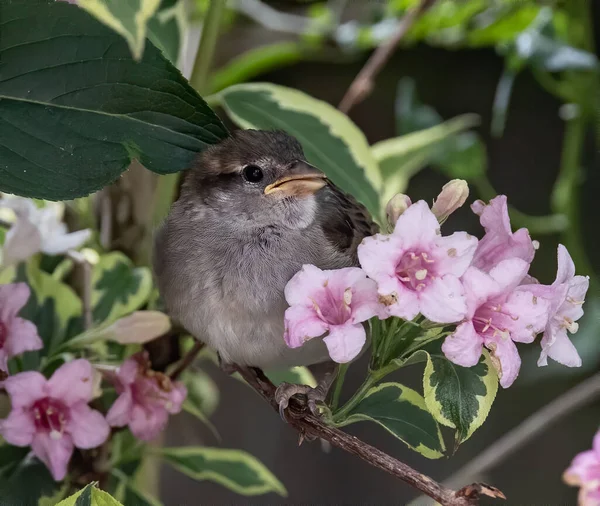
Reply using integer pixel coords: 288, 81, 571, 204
275, 382, 328, 420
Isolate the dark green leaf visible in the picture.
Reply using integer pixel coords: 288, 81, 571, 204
217, 83, 382, 218
160, 446, 287, 496
0, 0, 228, 200
338, 382, 445, 459
0, 445, 29, 476
434, 132, 487, 180
395, 77, 442, 135
0, 458, 58, 506
147, 0, 187, 65
422, 342, 498, 445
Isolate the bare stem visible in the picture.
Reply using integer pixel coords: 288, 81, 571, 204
338, 0, 436, 114
235, 366, 499, 506
169, 340, 205, 380
444, 371, 600, 490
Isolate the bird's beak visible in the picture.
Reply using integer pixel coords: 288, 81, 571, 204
264, 162, 327, 197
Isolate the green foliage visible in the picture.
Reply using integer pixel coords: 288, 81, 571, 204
57, 483, 123, 506
91, 252, 153, 324
216, 83, 383, 218
0, 0, 228, 200
0, 455, 59, 506
422, 343, 498, 446
265, 366, 317, 388
181, 367, 220, 418
160, 447, 287, 496
336, 382, 445, 459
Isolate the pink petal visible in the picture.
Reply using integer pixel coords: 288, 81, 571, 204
565, 450, 600, 485
562, 275, 590, 323
117, 357, 139, 385
461, 267, 502, 317
47, 359, 94, 406
284, 306, 328, 349
419, 275, 467, 324
284, 264, 328, 307
0, 408, 36, 446
488, 258, 530, 293
129, 404, 169, 441
31, 432, 74, 481
349, 277, 386, 322
0, 282, 31, 322
433, 232, 478, 277
4, 371, 47, 408
592, 431, 600, 457
0, 350, 7, 373
106, 389, 134, 427
67, 403, 110, 449
504, 289, 550, 343
542, 329, 582, 367
393, 200, 440, 245
387, 287, 420, 321
322, 322, 366, 363
556, 244, 576, 284
5, 317, 43, 358
485, 337, 521, 388
442, 322, 483, 367
358, 234, 404, 287
166, 383, 187, 414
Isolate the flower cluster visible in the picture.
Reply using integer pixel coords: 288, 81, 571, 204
0, 283, 186, 481
283, 181, 588, 388
564, 430, 600, 505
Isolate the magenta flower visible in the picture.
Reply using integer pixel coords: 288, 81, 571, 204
358, 200, 478, 324
0, 283, 43, 374
0, 360, 109, 481
106, 352, 186, 441
471, 196, 536, 272
564, 430, 600, 505
527, 245, 588, 367
284, 265, 384, 363
442, 259, 550, 388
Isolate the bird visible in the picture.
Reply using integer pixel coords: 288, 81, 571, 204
153, 129, 378, 415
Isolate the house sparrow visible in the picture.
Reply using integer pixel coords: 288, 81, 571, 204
153, 129, 377, 413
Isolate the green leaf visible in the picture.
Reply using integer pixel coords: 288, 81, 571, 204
337, 382, 445, 459
181, 368, 220, 418
181, 399, 221, 441
111, 469, 163, 506
372, 114, 479, 202
147, 0, 187, 65
467, 5, 542, 47
395, 77, 443, 135
434, 132, 487, 180
57, 483, 124, 506
160, 446, 287, 496
0, 1, 228, 200
0, 458, 59, 506
265, 366, 317, 388
77, 0, 161, 60
423, 345, 498, 445
0, 445, 29, 476
217, 83, 382, 218
91, 252, 153, 324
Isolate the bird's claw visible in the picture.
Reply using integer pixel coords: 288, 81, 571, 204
274, 382, 325, 421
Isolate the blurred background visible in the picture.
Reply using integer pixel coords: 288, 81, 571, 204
144, 0, 600, 504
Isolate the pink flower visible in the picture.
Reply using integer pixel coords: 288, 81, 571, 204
106, 352, 186, 441
564, 430, 600, 505
0, 360, 109, 481
442, 259, 550, 388
358, 200, 478, 324
471, 196, 536, 272
284, 265, 384, 363
0, 283, 43, 374
527, 245, 588, 368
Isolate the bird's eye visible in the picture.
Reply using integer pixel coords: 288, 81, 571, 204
242, 165, 264, 183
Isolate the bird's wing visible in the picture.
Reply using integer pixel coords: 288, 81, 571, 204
316, 181, 379, 263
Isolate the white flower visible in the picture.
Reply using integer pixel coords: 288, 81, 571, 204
0, 196, 91, 266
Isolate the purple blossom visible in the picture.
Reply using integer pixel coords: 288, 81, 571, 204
527, 245, 588, 367
564, 430, 600, 505
0, 360, 109, 480
471, 196, 536, 272
358, 200, 478, 324
284, 265, 384, 363
442, 259, 550, 388
0, 283, 43, 374
106, 352, 186, 441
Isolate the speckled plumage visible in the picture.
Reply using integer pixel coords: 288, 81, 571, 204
153, 130, 377, 369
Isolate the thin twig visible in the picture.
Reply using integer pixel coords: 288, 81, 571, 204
445, 371, 600, 490
338, 0, 436, 114
67, 250, 93, 330
169, 340, 206, 380
235, 366, 498, 506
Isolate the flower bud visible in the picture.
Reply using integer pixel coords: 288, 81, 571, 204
386, 194, 412, 227
106, 311, 172, 344
431, 179, 469, 223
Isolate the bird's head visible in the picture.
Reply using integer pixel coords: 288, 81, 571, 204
181, 129, 327, 230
